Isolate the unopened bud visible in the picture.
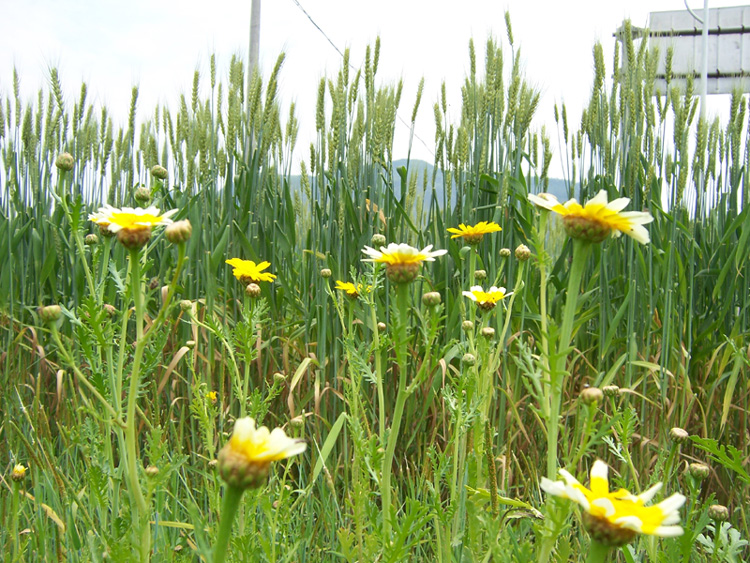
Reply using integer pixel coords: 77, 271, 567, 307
185, 340, 196, 349
85, 233, 99, 245
689, 462, 710, 481
320, 268, 332, 278
377, 322, 386, 332
149, 277, 160, 290
474, 269, 487, 280
462, 353, 476, 366
134, 186, 151, 203
462, 320, 474, 332
151, 165, 168, 180
515, 244, 531, 262
371, 233, 387, 247
580, 387, 603, 406
669, 427, 689, 444
273, 372, 286, 383
499, 248, 511, 258
708, 504, 729, 522
165, 219, 192, 244
422, 291, 441, 307
180, 300, 193, 312
481, 327, 495, 339
40, 305, 62, 323
208, 459, 218, 470
245, 283, 261, 298
55, 152, 75, 172
602, 385, 620, 398
145, 465, 159, 478
290, 415, 305, 428
103, 303, 117, 317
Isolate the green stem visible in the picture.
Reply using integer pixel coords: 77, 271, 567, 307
585, 540, 612, 563
547, 239, 592, 479
11, 481, 20, 562
382, 282, 410, 540
371, 302, 386, 444
213, 485, 245, 563
125, 248, 150, 561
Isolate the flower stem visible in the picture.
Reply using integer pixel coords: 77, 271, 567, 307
381, 282, 410, 540
585, 540, 612, 563
213, 485, 245, 563
547, 239, 591, 478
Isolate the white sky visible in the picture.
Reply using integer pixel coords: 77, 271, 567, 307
2, 0, 749, 178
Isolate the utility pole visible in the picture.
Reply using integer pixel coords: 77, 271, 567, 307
247, 0, 261, 110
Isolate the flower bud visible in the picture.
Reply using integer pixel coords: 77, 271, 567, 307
40, 304, 62, 323
481, 327, 495, 339
165, 219, 192, 244
273, 372, 286, 383
116, 226, 152, 250
208, 459, 218, 470
320, 268, 332, 278
11, 463, 27, 482
422, 291, 441, 307
208, 391, 218, 404
145, 465, 159, 478
689, 462, 710, 481
462, 320, 474, 332
185, 340, 196, 349
55, 152, 75, 171
134, 186, 151, 203
499, 248, 511, 258
462, 353, 476, 366
669, 427, 689, 444
580, 387, 603, 406
179, 300, 193, 312
85, 233, 99, 245
245, 283, 262, 298
708, 504, 729, 522
602, 385, 620, 398
474, 269, 487, 280
103, 303, 117, 317
290, 415, 305, 428
151, 165, 168, 180
371, 233, 387, 247
149, 277, 160, 290
515, 244, 531, 262
377, 322, 386, 332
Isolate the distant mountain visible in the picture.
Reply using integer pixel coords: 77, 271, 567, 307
286, 157, 574, 209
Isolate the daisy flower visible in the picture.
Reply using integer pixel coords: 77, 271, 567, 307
226, 258, 277, 284
362, 243, 447, 284
335, 280, 366, 298
218, 417, 306, 490
447, 221, 502, 245
88, 204, 178, 249
528, 190, 653, 244
462, 285, 511, 312
540, 460, 685, 546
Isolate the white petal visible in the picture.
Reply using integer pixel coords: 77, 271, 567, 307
614, 515, 645, 532
657, 493, 687, 513
558, 468, 580, 486
540, 477, 567, 497
653, 525, 684, 537
606, 197, 631, 212
636, 482, 663, 504
587, 190, 609, 206
591, 497, 616, 517
590, 460, 609, 482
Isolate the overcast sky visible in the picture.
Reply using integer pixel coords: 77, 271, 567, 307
2, 0, 748, 177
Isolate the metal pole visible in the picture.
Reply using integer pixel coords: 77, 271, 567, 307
701, 0, 709, 119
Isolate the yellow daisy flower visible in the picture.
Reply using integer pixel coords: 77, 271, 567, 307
462, 285, 510, 312
447, 221, 502, 244
225, 258, 277, 284
528, 190, 653, 244
88, 204, 177, 234
362, 243, 447, 284
218, 417, 306, 490
335, 280, 366, 298
88, 204, 178, 249
540, 460, 685, 546
11, 463, 27, 482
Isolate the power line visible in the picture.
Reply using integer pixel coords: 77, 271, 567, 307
287, 0, 434, 157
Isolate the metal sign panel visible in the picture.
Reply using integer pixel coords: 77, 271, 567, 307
647, 6, 750, 95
